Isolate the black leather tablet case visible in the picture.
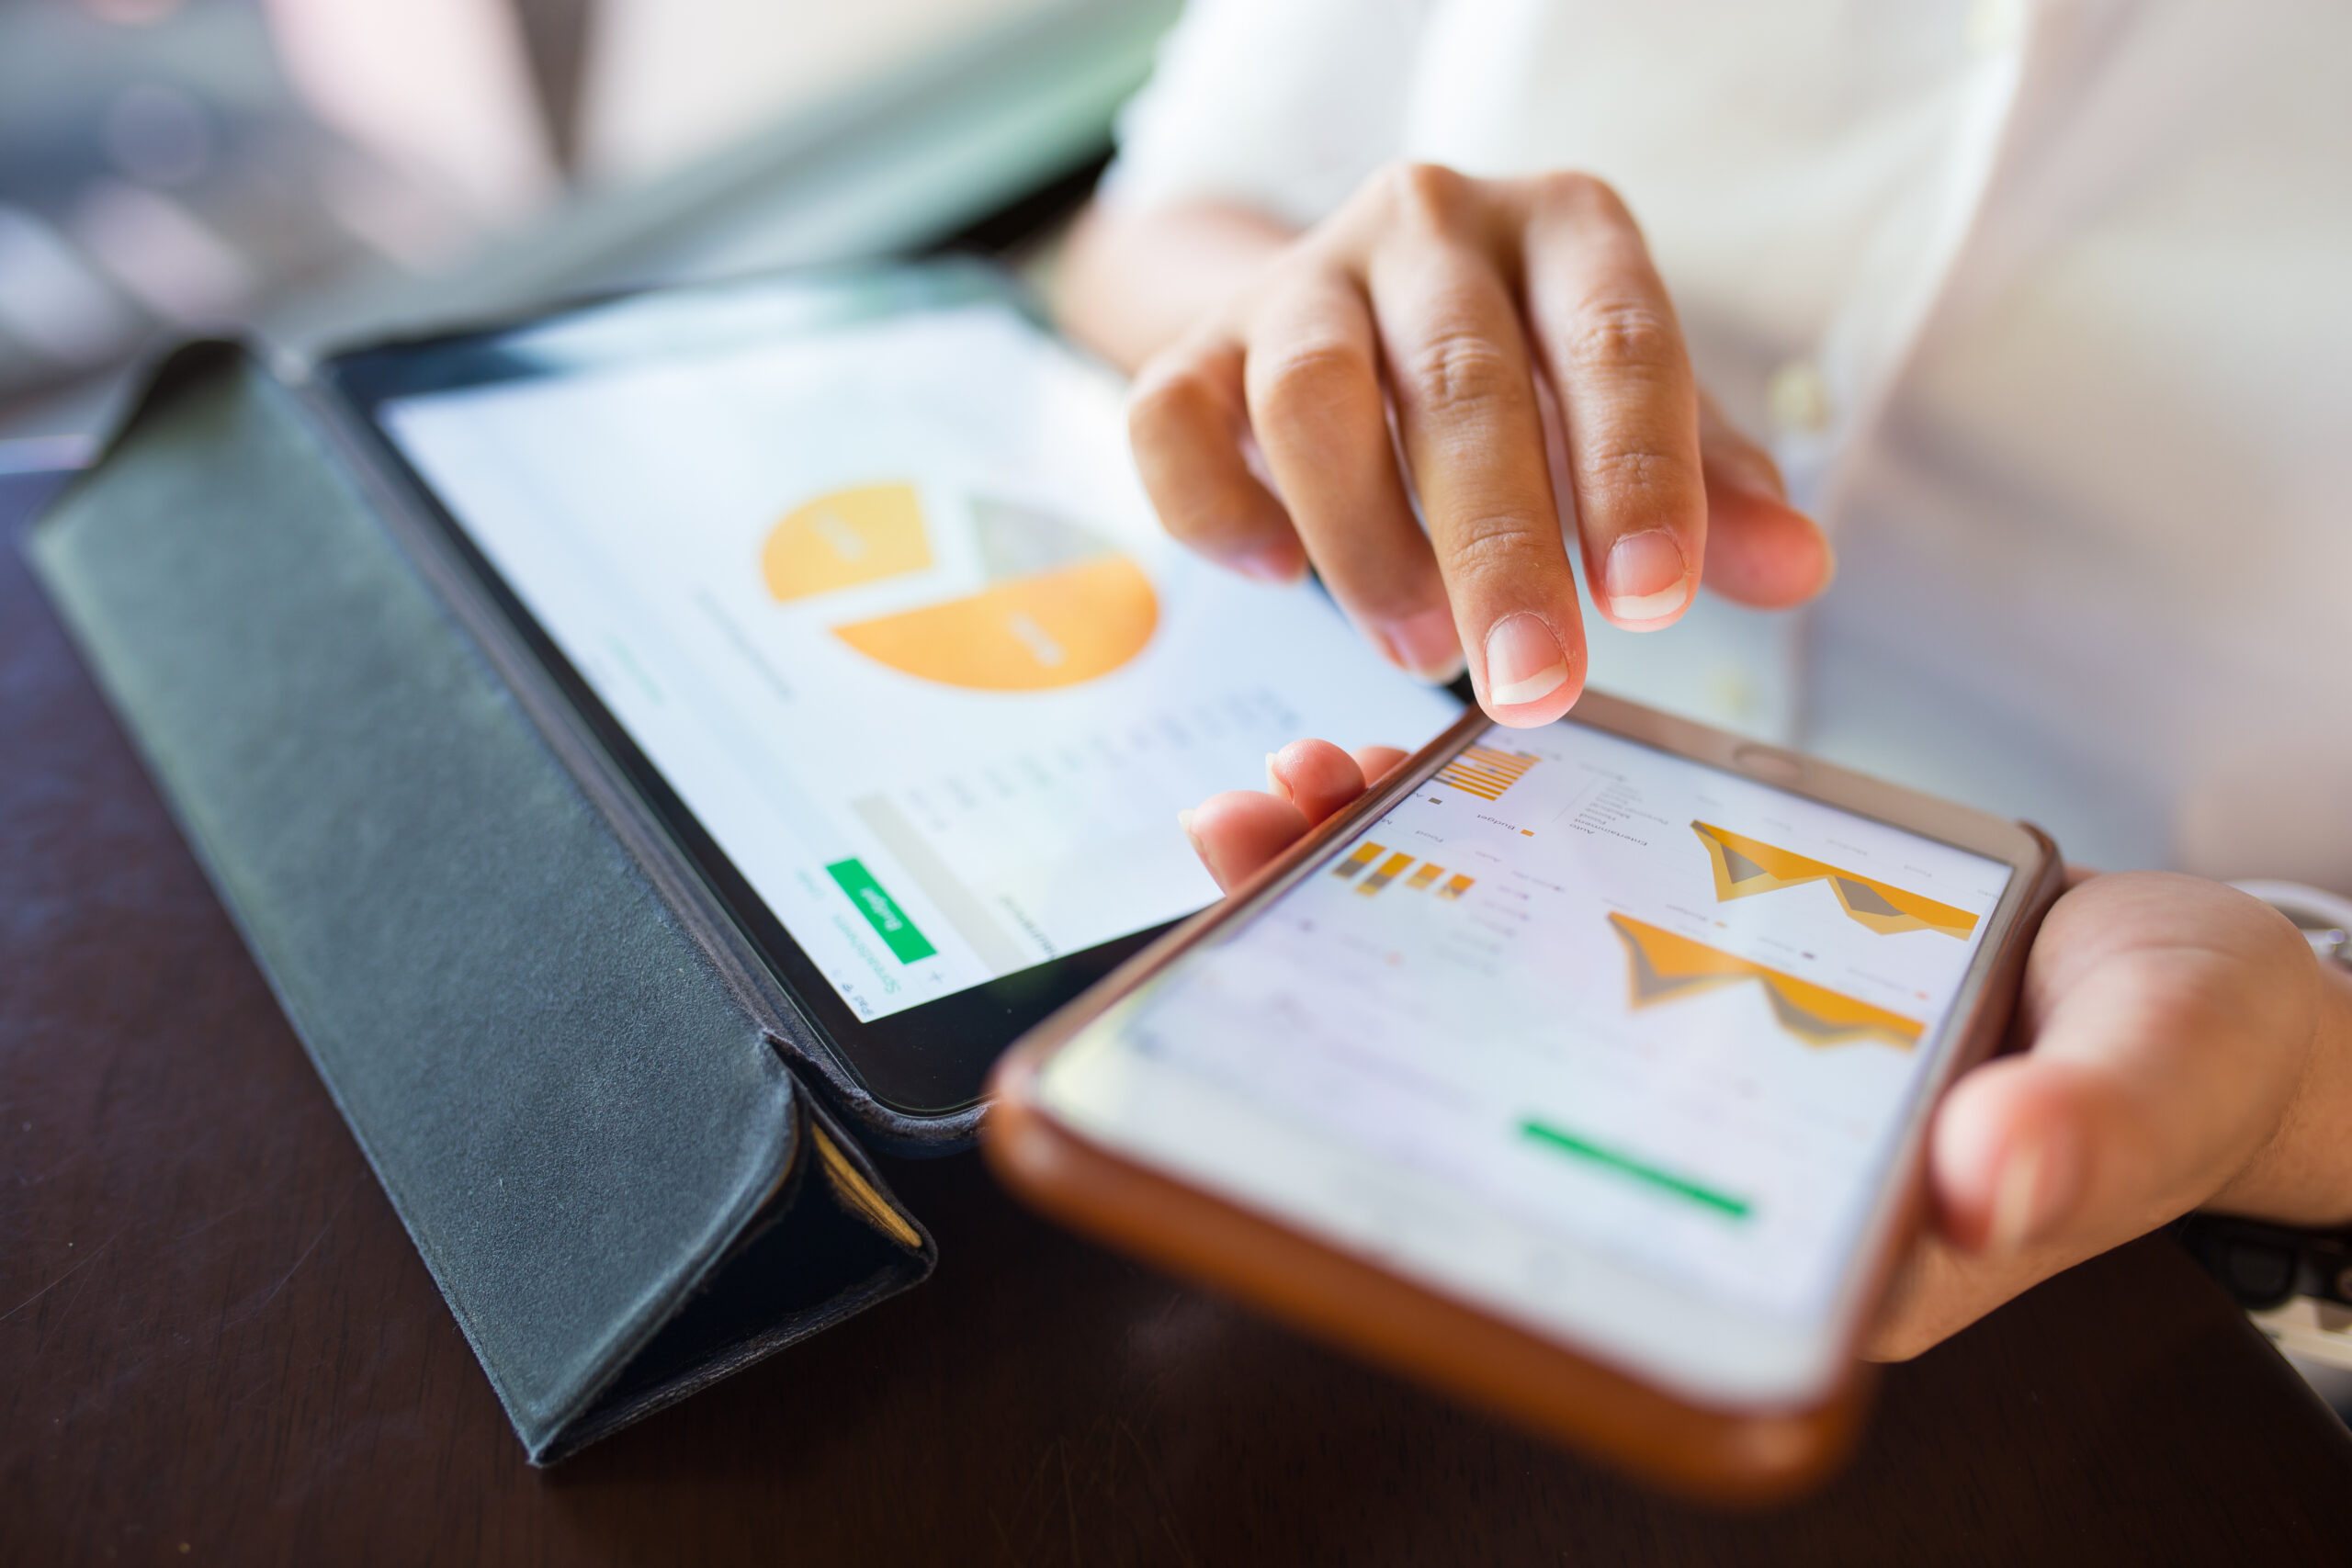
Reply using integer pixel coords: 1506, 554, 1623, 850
26, 339, 946, 1463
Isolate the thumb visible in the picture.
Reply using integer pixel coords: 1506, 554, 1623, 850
1868, 874, 2321, 1361
1870, 989, 2272, 1361
1932, 940, 2311, 1261
1929, 1054, 2131, 1258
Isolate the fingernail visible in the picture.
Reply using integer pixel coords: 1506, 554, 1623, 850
1264, 751, 1291, 801
1986, 1124, 2080, 1255
1175, 808, 1206, 863
1603, 530, 1692, 623
1481, 614, 1569, 707
1232, 545, 1304, 585
1380, 607, 1465, 682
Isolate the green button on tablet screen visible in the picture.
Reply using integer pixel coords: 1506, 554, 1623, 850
826, 858, 937, 964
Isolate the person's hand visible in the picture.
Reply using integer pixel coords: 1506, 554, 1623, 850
1179, 742, 2352, 1357
1123, 165, 1834, 725
1867, 865, 2349, 1357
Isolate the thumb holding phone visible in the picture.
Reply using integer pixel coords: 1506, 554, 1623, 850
1869, 871, 2352, 1359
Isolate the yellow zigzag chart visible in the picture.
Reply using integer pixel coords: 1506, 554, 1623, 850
1608, 914, 1923, 1051
1690, 821, 1977, 939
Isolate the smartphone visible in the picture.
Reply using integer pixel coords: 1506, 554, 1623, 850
985, 693, 2064, 1500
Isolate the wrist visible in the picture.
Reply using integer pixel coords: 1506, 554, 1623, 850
2211, 957, 2352, 1228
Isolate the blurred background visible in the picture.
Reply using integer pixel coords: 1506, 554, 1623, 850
0, 0, 1178, 451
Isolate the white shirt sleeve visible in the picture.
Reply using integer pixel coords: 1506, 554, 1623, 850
1100, 0, 1436, 230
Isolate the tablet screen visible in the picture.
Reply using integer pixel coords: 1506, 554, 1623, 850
355, 285, 1459, 1107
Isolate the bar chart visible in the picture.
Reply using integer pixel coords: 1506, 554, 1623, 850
1434, 745, 1539, 800
1332, 841, 1475, 901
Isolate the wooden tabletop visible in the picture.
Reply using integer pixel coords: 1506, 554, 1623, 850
7, 476, 2352, 1565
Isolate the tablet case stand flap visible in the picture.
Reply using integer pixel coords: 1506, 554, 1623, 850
25, 341, 935, 1464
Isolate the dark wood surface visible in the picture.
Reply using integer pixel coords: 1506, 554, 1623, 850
8, 481, 2352, 1567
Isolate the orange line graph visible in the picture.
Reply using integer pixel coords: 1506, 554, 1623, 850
1690, 822, 1977, 939
1608, 913, 1922, 1050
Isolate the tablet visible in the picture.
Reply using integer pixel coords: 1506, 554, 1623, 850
324, 266, 1462, 1119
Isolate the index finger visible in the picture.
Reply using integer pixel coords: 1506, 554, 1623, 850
1362, 166, 1586, 726
1517, 174, 1707, 630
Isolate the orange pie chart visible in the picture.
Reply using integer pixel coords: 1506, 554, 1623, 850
763, 484, 1159, 692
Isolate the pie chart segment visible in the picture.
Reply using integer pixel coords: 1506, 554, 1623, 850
833, 553, 1158, 691
764, 480, 1161, 692
971, 495, 1103, 581
763, 482, 933, 602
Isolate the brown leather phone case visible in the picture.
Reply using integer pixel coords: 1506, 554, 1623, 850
984, 708, 2065, 1504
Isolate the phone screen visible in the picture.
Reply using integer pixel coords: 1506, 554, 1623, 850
1037, 716, 2018, 1403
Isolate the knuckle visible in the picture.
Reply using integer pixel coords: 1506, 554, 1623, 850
1377, 160, 1476, 232
1441, 507, 1550, 577
1406, 328, 1520, 421
1251, 337, 1377, 424
1566, 298, 1679, 373
1531, 167, 1631, 225
1584, 438, 1681, 501
1126, 361, 1222, 443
